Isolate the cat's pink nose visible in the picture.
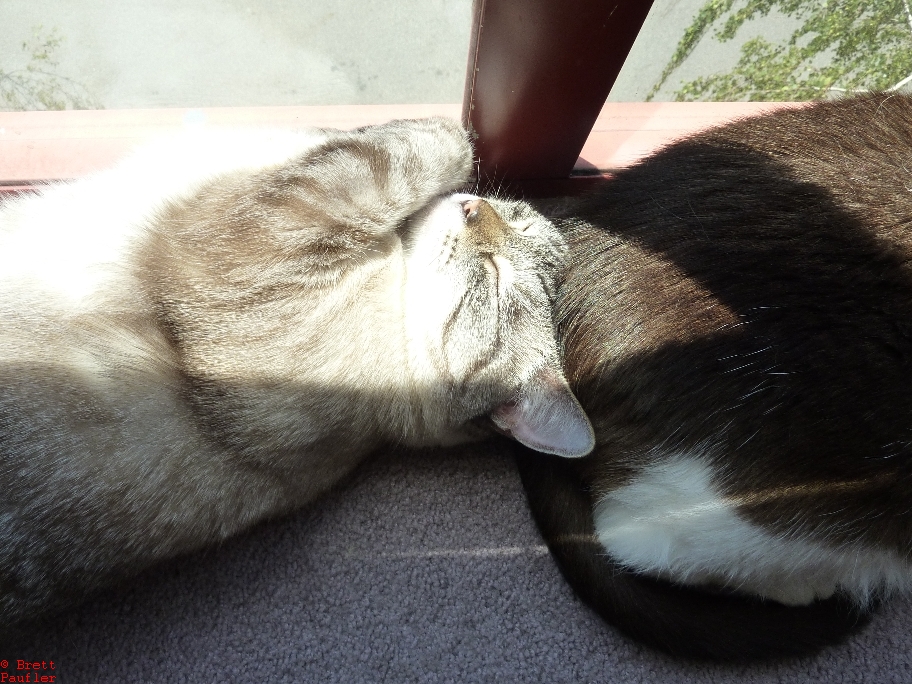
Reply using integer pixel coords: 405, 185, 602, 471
463, 198, 481, 220
461, 198, 507, 247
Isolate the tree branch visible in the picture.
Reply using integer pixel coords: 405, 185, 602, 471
904, 0, 912, 35
887, 72, 912, 92
894, 0, 912, 93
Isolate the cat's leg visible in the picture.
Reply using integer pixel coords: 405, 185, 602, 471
515, 447, 872, 660
592, 452, 908, 607
150, 118, 475, 295
268, 117, 473, 246
142, 117, 476, 469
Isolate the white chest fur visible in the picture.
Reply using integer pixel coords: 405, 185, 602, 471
593, 452, 912, 605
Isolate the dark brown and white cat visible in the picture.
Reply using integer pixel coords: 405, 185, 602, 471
518, 94, 912, 659
0, 117, 593, 624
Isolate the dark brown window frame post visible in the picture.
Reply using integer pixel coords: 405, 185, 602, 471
463, 0, 654, 183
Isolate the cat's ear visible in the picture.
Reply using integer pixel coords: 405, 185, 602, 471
491, 364, 595, 458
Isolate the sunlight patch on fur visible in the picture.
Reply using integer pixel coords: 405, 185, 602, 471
594, 453, 912, 606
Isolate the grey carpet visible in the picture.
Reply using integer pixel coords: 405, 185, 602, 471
6, 441, 911, 683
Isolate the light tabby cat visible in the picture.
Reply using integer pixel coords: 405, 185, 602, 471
0, 117, 593, 623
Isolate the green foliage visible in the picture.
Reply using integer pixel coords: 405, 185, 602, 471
0, 26, 101, 111
650, 0, 912, 101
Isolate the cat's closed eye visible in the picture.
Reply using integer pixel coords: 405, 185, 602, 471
509, 219, 537, 235
484, 254, 514, 294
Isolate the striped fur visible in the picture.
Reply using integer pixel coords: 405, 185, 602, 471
0, 118, 590, 625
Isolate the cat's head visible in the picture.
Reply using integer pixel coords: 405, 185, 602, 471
401, 193, 594, 458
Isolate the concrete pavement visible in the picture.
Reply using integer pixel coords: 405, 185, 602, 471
0, 0, 801, 109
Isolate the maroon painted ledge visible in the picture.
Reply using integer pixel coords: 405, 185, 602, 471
0, 102, 804, 197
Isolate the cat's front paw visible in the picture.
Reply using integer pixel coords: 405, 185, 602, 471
369, 117, 473, 194
755, 579, 838, 606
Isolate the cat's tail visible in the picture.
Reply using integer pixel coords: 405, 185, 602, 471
515, 448, 874, 661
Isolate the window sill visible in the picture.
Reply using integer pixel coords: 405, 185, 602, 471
0, 101, 803, 193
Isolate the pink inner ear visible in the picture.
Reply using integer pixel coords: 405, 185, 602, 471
490, 367, 595, 458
